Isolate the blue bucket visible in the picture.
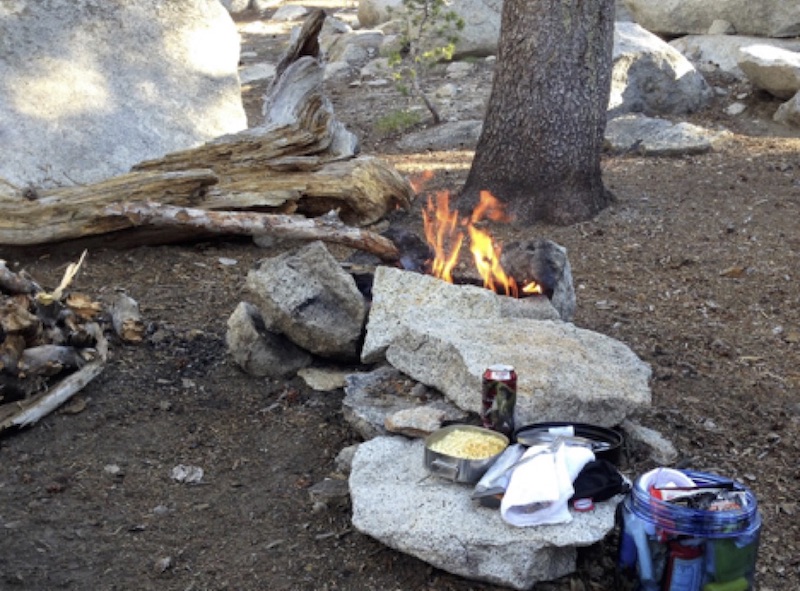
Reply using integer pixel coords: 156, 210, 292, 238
619, 469, 761, 591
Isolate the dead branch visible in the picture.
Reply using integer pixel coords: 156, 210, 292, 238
107, 202, 401, 262
0, 359, 105, 431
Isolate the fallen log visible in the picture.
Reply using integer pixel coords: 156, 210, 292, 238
0, 9, 413, 249
108, 202, 401, 262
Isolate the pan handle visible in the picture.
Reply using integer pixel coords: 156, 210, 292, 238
429, 458, 460, 480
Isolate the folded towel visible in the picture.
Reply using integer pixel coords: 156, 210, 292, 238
500, 443, 595, 527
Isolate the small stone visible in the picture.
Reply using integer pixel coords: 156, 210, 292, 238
104, 464, 123, 477
445, 62, 474, 79
434, 83, 459, 98
154, 556, 172, 574
271, 5, 308, 21
308, 478, 350, 511
335, 444, 359, 475
171, 464, 204, 484
725, 102, 747, 116
297, 367, 351, 391
707, 19, 735, 35
385, 406, 447, 438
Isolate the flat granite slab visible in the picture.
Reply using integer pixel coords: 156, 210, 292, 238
350, 436, 622, 590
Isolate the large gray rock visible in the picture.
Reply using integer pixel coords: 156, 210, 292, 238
350, 436, 622, 589
324, 30, 385, 67
357, 0, 401, 28
0, 0, 247, 189
623, 0, 800, 38
670, 36, 800, 80
738, 45, 800, 100
246, 241, 368, 361
396, 120, 484, 152
225, 302, 312, 378
605, 114, 728, 156
363, 267, 651, 428
359, 0, 502, 58
361, 266, 560, 363
774, 91, 800, 127
220, 0, 252, 15
386, 316, 651, 428
445, 0, 503, 58
611, 22, 712, 117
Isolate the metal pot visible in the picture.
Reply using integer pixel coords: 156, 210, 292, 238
423, 424, 509, 483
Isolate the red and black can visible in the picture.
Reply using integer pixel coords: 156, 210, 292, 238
481, 364, 517, 437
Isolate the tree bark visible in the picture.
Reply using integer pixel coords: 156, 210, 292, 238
460, 0, 615, 225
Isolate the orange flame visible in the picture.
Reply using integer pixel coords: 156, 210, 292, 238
423, 191, 463, 284
423, 190, 543, 297
409, 170, 435, 194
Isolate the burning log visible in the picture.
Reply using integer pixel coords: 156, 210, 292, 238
0, 253, 109, 431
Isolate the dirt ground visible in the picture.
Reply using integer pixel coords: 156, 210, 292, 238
1, 5, 799, 590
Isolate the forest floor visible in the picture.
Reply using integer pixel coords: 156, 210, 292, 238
0, 4, 798, 590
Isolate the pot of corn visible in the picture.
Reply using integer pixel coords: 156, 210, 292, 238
424, 424, 509, 483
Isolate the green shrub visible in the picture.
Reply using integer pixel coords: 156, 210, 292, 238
383, 0, 464, 124
374, 109, 424, 135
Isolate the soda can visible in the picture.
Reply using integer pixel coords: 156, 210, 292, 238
481, 364, 517, 437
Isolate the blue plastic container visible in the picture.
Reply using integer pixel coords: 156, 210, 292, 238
619, 469, 761, 591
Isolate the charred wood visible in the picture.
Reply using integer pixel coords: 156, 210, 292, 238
0, 260, 40, 295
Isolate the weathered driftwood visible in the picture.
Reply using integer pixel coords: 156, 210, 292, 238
0, 8, 412, 249
0, 359, 105, 432
267, 7, 325, 98
108, 202, 401, 262
1, 254, 108, 411
109, 292, 145, 344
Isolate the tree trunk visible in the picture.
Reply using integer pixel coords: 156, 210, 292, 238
460, 0, 615, 225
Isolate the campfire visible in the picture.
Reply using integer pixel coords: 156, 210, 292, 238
421, 190, 544, 298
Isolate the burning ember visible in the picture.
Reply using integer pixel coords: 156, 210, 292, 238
422, 190, 543, 298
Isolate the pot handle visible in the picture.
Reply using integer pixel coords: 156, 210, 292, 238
429, 458, 459, 480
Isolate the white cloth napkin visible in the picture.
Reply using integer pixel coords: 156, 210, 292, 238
500, 443, 595, 527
